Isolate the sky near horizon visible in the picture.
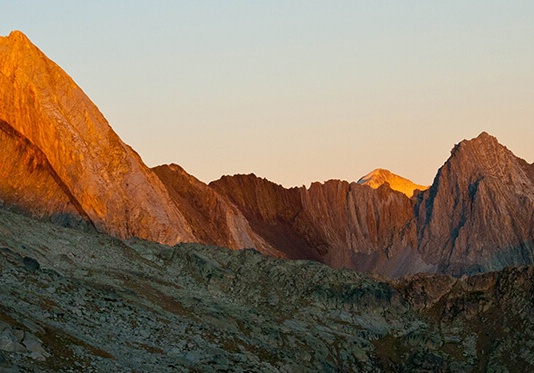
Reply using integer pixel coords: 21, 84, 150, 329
1, 1, 533, 187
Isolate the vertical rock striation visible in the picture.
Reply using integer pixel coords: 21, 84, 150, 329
152, 165, 283, 257
210, 175, 421, 276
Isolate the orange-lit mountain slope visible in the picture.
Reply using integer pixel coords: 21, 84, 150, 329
0, 30, 283, 256
357, 168, 428, 197
0, 30, 195, 243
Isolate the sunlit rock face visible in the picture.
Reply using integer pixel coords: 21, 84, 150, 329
0, 31, 195, 244
414, 132, 534, 276
357, 168, 428, 198
0, 118, 83, 221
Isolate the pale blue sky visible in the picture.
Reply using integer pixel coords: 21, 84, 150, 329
2, 1, 533, 187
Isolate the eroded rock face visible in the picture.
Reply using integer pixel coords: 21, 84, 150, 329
0, 31, 195, 244
210, 174, 319, 261
0, 119, 83, 221
210, 175, 422, 276
415, 132, 534, 275
153, 164, 283, 257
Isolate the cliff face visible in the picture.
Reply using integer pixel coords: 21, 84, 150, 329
415, 132, 534, 275
210, 176, 422, 276
153, 165, 282, 257
0, 31, 195, 244
0, 119, 85, 223
300, 180, 418, 273
210, 174, 324, 262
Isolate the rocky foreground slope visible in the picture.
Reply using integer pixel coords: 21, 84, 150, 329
0, 206, 533, 372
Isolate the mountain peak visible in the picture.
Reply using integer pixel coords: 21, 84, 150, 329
6, 30, 30, 42
453, 131, 502, 154
476, 131, 495, 140
444, 131, 531, 183
0, 30, 35, 52
0, 29, 197, 244
357, 168, 428, 198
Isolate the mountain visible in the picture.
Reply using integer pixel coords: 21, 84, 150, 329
1, 205, 533, 372
212, 132, 534, 277
1, 30, 533, 278
357, 168, 428, 197
0, 30, 195, 244
0, 31, 283, 258
414, 132, 534, 275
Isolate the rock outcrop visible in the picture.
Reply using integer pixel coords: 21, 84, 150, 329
0, 30, 195, 244
357, 168, 428, 197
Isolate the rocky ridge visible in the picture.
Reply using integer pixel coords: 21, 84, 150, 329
1, 30, 533, 278
0, 205, 533, 372
210, 176, 420, 276
212, 133, 534, 277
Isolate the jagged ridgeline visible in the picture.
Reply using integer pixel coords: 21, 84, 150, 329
1, 30, 534, 280
1, 31, 534, 278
